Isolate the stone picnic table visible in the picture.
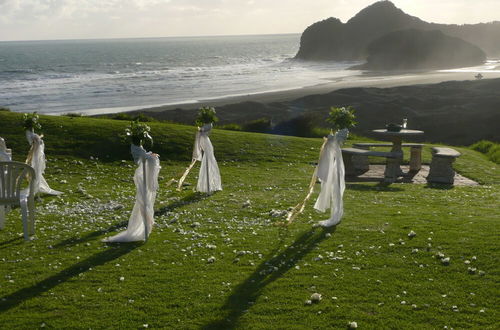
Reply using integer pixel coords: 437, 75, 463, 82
371, 128, 424, 182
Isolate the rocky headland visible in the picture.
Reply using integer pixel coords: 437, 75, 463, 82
295, 0, 500, 68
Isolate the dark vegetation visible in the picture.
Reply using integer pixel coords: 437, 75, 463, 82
130, 78, 500, 146
295, 1, 500, 64
470, 140, 500, 164
98, 112, 159, 122
4, 79, 498, 146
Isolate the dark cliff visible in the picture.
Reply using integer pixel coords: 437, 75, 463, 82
295, 1, 500, 61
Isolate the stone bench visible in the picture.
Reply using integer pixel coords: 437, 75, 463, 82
426, 147, 461, 184
342, 147, 400, 182
352, 143, 424, 172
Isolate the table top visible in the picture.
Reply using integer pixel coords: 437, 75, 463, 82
372, 129, 424, 136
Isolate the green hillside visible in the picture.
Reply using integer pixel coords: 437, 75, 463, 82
0, 111, 498, 329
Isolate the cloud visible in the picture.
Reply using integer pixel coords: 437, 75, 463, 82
0, 0, 498, 41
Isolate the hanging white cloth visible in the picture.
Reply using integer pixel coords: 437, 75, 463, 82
25, 130, 62, 196
313, 128, 349, 227
0, 137, 12, 227
103, 144, 160, 243
194, 123, 222, 193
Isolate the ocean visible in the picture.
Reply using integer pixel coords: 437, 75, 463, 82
0, 34, 361, 115
2, 34, 498, 116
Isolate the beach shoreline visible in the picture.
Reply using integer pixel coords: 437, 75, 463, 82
130, 73, 500, 146
135, 70, 500, 114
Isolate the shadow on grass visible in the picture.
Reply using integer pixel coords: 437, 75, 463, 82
345, 176, 386, 183
53, 220, 129, 248
347, 183, 404, 192
0, 236, 23, 250
203, 226, 336, 330
55, 191, 210, 248
424, 183, 455, 190
0, 243, 140, 313
155, 191, 210, 216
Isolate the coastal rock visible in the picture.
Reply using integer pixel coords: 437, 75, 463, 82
354, 29, 486, 70
295, 0, 500, 61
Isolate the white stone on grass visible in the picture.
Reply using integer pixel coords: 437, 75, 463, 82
310, 293, 322, 303
435, 252, 445, 259
314, 255, 323, 261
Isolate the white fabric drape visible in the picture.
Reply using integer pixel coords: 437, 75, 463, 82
103, 144, 160, 243
0, 138, 11, 226
194, 124, 222, 193
25, 130, 62, 196
313, 129, 349, 227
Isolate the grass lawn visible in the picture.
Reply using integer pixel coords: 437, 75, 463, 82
0, 112, 498, 329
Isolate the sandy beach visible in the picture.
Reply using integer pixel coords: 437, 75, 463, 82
138, 70, 500, 113
132, 71, 500, 146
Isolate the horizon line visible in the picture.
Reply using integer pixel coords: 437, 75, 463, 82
0, 32, 301, 43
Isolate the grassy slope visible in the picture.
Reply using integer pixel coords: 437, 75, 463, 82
0, 111, 498, 329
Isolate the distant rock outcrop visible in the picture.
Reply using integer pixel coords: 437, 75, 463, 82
354, 29, 486, 70
295, 0, 500, 61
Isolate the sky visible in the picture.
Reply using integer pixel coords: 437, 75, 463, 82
0, 0, 499, 41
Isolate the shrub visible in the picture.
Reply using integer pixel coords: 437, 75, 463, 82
195, 107, 218, 126
471, 140, 494, 154
326, 106, 357, 131
125, 120, 153, 147
471, 140, 500, 164
63, 113, 83, 117
0, 107, 10, 112
487, 144, 500, 164
273, 114, 319, 137
219, 123, 243, 131
310, 127, 331, 138
110, 113, 134, 121
22, 112, 42, 131
108, 113, 156, 122
242, 118, 272, 133
132, 113, 157, 122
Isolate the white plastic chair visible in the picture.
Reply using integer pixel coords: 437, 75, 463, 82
0, 161, 36, 241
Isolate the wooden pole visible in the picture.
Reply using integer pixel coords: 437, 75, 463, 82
142, 158, 149, 241
205, 150, 210, 193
